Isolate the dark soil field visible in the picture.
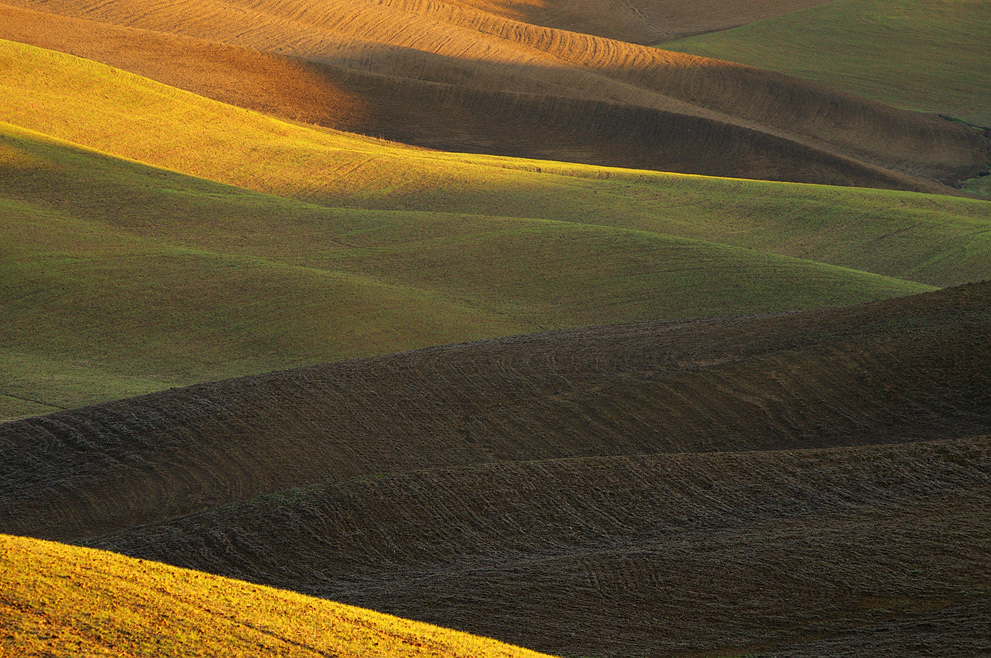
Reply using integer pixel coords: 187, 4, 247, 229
87, 439, 991, 656
3, 282, 990, 655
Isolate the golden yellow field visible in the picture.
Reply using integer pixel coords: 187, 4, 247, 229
2, 0, 986, 189
0, 534, 553, 657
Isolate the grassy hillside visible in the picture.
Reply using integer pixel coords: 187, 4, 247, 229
0, 534, 552, 658
662, 0, 991, 127
86, 436, 991, 657
3, 282, 989, 540
2, 43, 984, 272
1, 40, 988, 419
5, 119, 956, 420
2, 1, 986, 189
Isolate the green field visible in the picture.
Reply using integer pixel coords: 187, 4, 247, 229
2, 39, 990, 419
662, 0, 991, 127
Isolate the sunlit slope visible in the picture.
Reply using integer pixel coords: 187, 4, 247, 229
1, 39, 989, 287
87, 436, 991, 657
0, 5, 373, 130
0, 535, 553, 658
3, 282, 989, 540
3, 1, 986, 188
3, 123, 949, 420
663, 0, 991, 127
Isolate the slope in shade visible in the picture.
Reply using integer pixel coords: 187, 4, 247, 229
86, 436, 991, 656
1, 1, 986, 189
0, 534, 553, 658
2, 282, 989, 540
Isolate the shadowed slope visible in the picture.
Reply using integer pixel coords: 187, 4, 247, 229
2, 0, 986, 188
0, 534, 554, 658
2, 282, 989, 540
85, 436, 991, 656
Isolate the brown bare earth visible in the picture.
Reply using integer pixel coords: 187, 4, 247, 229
2, 282, 988, 539
2, 282, 990, 654
0, 282, 988, 655
2, 1, 987, 190
87, 438, 991, 657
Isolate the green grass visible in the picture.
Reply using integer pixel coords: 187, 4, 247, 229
1, 124, 938, 418
0, 533, 554, 657
661, 0, 991, 127
0, 39, 986, 287
1, 39, 989, 419
964, 174, 991, 197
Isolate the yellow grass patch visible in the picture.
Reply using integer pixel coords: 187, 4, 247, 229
0, 534, 553, 658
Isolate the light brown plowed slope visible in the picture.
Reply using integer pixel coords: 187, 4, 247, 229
88, 437, 991, 657
3, 1, 986, 189
2, 282, 989, 540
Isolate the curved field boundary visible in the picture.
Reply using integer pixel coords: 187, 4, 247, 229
5, 122, 952, 420
2, 282, 989, 540
0, 534, 555, 658
1, 1, 986, 188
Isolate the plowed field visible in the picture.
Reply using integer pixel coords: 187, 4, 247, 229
2, 2, 990, 654
3, 282, 989, 539
86, 438, 991, 656
3, 284, 989, 656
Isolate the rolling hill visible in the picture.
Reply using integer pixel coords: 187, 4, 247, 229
0, 533, 553, 658
85, 437, 991, 657
4, 40, 990, 420
1, 0, 986, 189
1, 4, 990, 655
1, 282, 989, 655
3, 281, 989, 539
5, 116, 956, 421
